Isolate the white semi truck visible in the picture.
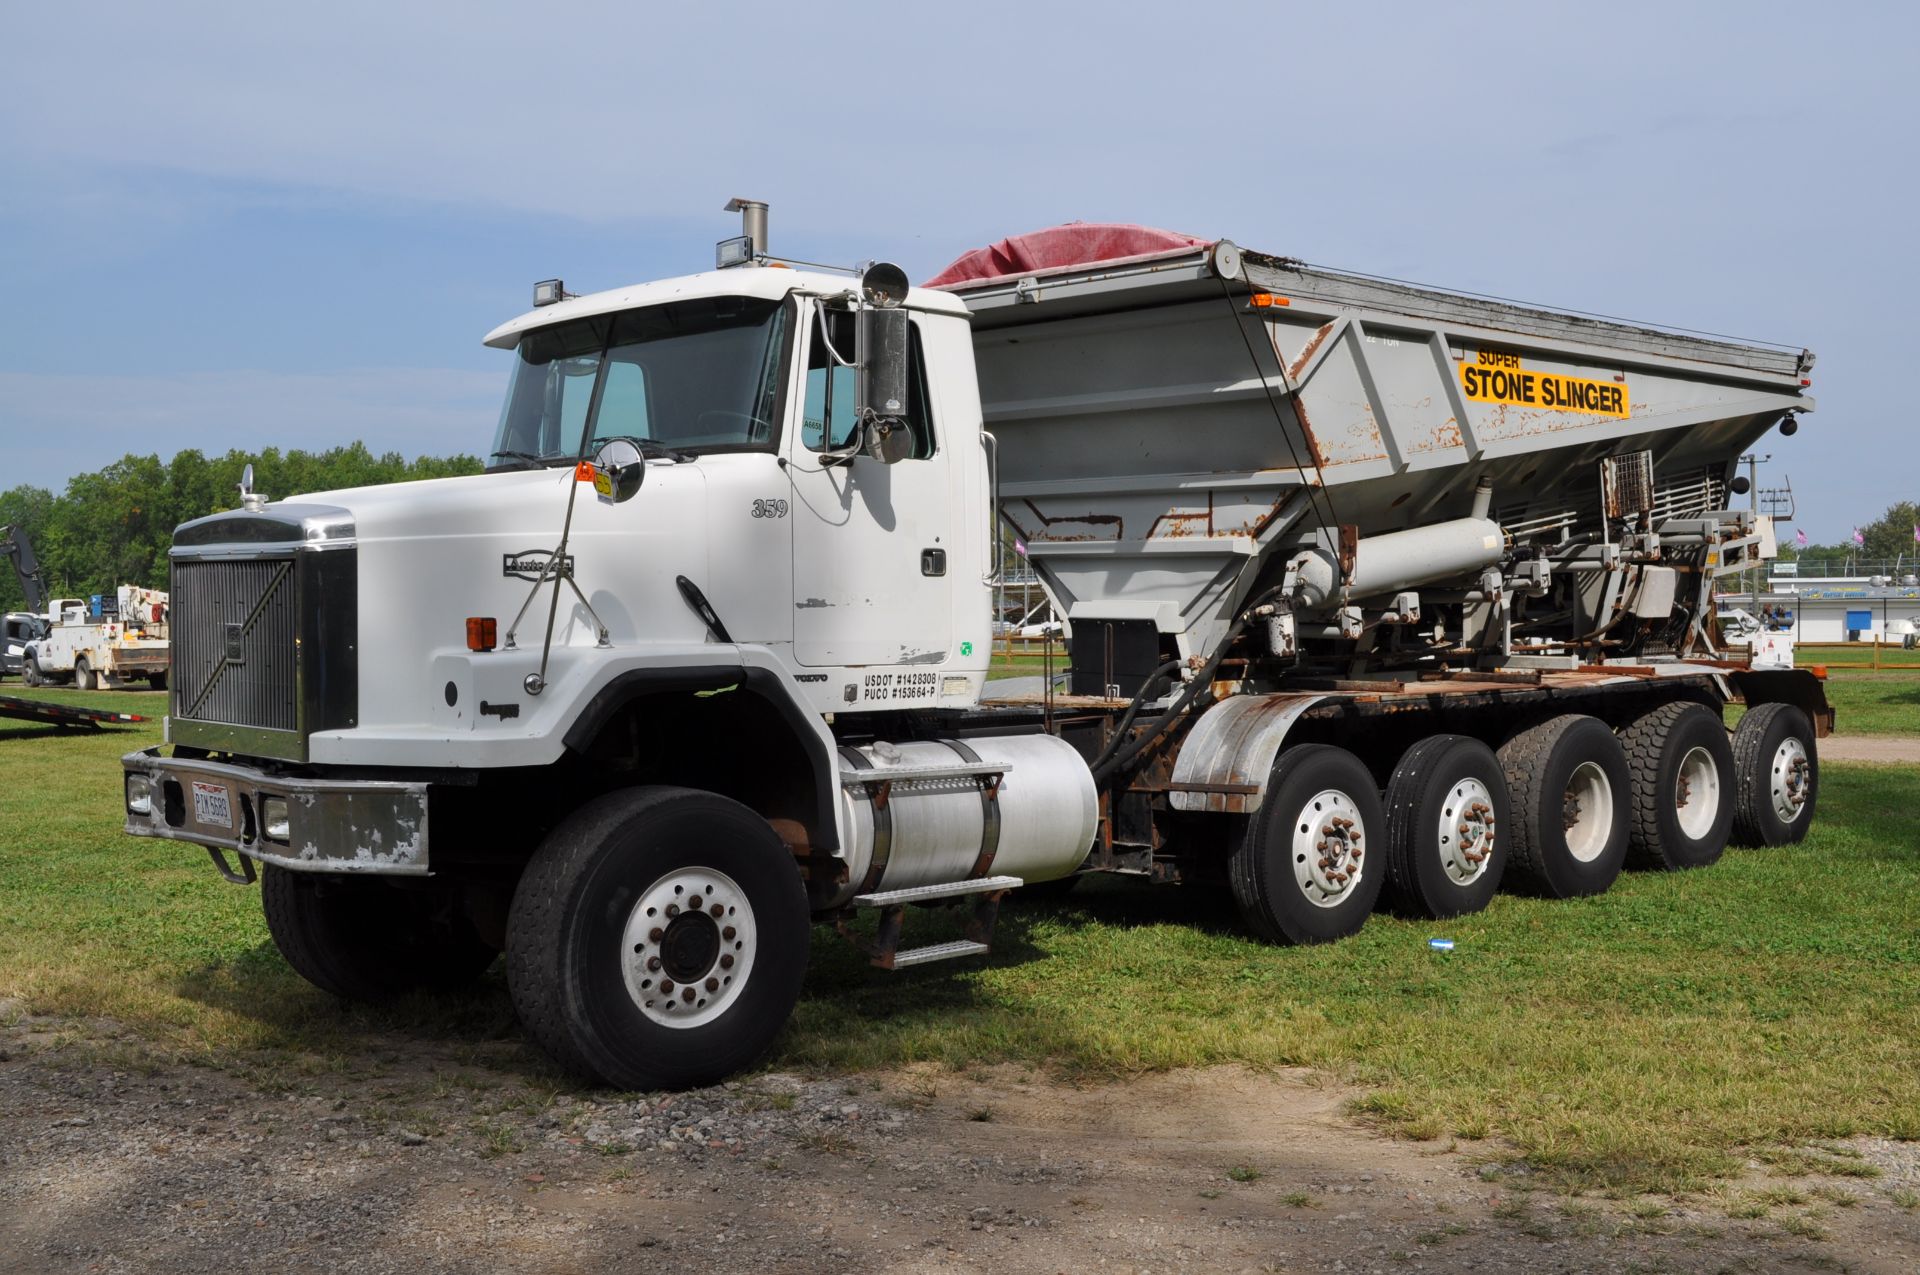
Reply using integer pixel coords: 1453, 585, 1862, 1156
123, 205, 1829, 1089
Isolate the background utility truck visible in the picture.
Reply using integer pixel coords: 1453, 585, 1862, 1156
5, 522, 171, 689
124, 204, 1828, 1089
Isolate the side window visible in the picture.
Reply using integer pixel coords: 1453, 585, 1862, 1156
803, 310, 859, 451
544, 355, 601, 456
803, 310, 937, 458
595, 358, 651, 439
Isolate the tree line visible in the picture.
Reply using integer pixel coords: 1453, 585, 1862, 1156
1777, 500, 1920, 570
1, 445, 482, 613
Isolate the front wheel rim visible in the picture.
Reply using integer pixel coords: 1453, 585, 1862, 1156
1673, 745, 1722, 840
621, 866, 757, 1029
1437, 777, 1497, 885
1562, 761, 1614, 863
1290, 788, 1368, 908
1770, 737, 1812, 824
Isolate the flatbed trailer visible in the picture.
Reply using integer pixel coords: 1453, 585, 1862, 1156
0, 693, 146, 729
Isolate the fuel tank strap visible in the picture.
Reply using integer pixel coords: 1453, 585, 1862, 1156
944, 738, 1004, 880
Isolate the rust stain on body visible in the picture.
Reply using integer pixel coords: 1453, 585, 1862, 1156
1288, 321, 1337, 381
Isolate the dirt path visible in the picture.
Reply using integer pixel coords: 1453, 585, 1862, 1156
4, 1010, 1917, 1274
1820, 735, 1920, 763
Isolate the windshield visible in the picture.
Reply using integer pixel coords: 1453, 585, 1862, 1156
490, 296, 788, 466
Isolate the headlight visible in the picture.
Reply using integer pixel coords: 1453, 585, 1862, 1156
261, 795, 290, 843
125, 774, 154, 817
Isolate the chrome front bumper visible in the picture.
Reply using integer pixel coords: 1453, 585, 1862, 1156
121, 748, 430, 876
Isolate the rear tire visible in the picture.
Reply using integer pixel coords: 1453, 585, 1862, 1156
262, 867, 497, 1001
74, 658, 95, 691
149, 671, 168, 692
1383, 735, 1509, 919
1229, 744, 1385, 945
1730, 703, 1819, 846
1620, 702, 1735, 870
1496, 715, 1629, 898
506, 786, 810, 1090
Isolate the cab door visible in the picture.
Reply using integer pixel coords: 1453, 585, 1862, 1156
788, 305, 953, 668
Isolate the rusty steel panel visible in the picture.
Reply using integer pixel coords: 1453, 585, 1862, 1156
1166, 692, 1328, 814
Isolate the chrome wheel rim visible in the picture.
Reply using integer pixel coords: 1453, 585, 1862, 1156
1562, 761, 1614, 863
621, 866, 756, 1029
1673, 745, 1721, 840
1770, 737, 1812, 825
1437, 777, 1497, 885
1291, 788, 1367, 908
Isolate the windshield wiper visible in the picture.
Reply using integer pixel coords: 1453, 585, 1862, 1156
595, 435, 695, 464
489, 449, 586, 472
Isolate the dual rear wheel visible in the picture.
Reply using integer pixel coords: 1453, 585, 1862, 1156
1227, 700, 1813, 944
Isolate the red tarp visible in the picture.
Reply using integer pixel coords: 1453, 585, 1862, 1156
923, 223, 1212, 289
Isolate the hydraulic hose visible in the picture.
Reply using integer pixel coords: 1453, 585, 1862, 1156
1089, 603, 1278, 786
1086, 659, 1184, 773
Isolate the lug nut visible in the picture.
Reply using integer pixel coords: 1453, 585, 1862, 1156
660, 979, 675, 993
646, 956, 661, 972
710, 903, 725, 918
666, 903, 680, 917
722, 926, 736, 941
720, 954, 734, 970
705, 977, 720, 992
681, 987, 696, 1003
648, 927, 664, 942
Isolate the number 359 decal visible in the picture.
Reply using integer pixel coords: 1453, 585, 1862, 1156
750, 499, 789, 519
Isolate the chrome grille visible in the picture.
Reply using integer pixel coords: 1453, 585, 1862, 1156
171, 557, 300, 732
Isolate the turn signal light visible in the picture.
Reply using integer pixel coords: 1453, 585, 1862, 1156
467, 617, 498, 652
1249, 293, 1290, 308
575, 461, 597, 482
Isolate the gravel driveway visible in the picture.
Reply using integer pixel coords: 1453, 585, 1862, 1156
5, 1004, 1918, 1274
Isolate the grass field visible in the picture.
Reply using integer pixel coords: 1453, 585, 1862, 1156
1, 680, 1915, 1196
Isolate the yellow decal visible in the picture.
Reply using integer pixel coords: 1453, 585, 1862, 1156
1460, 350, 1629, 418
591, 467, 615, 500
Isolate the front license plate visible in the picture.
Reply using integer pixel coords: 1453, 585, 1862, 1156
191, 781, 233, 829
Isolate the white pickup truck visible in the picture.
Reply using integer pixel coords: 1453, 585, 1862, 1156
26, 586, 170, 689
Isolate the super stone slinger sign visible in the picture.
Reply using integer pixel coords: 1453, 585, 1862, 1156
1459, 349, 1629, 418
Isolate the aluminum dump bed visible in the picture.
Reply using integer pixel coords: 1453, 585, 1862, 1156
939, 233, 1812, 658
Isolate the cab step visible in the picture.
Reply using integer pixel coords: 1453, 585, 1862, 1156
838, 875, 1023, 971
890, 939, 991, 968
854, 874, 1024, 908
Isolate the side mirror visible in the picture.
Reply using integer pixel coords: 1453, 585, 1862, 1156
857, 262, 912, 466
592, 438, 647, 503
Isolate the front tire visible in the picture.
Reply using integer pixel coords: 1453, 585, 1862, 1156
262, 867, 498, 1001
1229, 744, 1386, 945
1620, 702, 1735, 870
505, 786, 810, 1090
1497, 715, 1629, 898
1383, 735, 1509, 919
1730, 703, 1819, 846
23, 656, 43, 687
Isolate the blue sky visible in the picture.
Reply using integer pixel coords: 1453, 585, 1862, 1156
1, 1, 1913, 541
